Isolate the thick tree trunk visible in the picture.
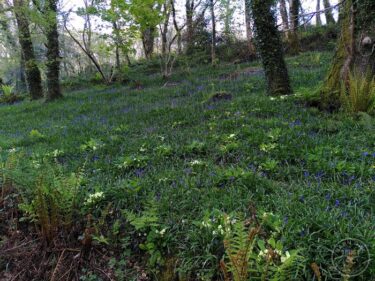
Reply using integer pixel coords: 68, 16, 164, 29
316, 0, 322, 26
279, 0, 289, 33
210, 0, 216, 65
288, 0, 300, 55
320, 0, 375, 110
251, 0, 292, 96
142, 27, 155, 60
13, 0, 43, 100
45, 0, 62, 101
323, 0, 335, 25
244, 0, 256, 57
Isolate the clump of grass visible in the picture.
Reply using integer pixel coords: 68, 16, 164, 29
340, 71, 375, 114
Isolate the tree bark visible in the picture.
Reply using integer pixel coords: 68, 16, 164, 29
316, 0, 322, 26
13, 0, 43, 100
45, 0, 62, 101
323, 0, 335, 25
244, 0, 256, 57
288, 0, 300, 55
251, 0, 292, 96
320, 0, 375, 110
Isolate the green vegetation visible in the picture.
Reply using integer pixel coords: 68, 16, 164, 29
1, 51, 374, 280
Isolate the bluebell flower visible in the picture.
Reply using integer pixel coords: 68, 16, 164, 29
335, 199, 340, 207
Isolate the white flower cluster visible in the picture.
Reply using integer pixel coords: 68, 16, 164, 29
84, 191, 104, 205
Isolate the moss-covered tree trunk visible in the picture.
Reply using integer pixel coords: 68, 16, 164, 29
14, 0, 43, 100
320, 0, 375, 110
251, 0, 291, 96
45, 0, 62, 101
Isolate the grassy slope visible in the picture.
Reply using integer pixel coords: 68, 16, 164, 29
0, 52, 374, 278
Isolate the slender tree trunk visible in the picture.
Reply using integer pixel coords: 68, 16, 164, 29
251, 0, 292, 96
13, 0, 43, 100
320, 0, 375, 110
288, 0, 300, 55
279, 0, 289, 34
185, 0, 194, 55
210, 0, 216, 65
323, 0, 335, 25
171, 0, 182, 54
316, 0, 322, 26
142, 27, 155, 60
45, 0, 62, 101
244, 0, 256, 57
113, 21, 121, 71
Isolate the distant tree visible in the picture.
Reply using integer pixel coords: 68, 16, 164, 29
320, 0, 375, 109
13, 0, 43, 100
210, 0, 216, 65
184, 0, 208, 55
251, 0, 291, 96
288, 0, 300, 55
323, 0, 335, 25
129, 0, 163, 60
279, 0, 289, 34
316, 0, 322, 26
244, 0, 256, 57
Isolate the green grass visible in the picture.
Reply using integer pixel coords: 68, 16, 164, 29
0, 51, 374, 280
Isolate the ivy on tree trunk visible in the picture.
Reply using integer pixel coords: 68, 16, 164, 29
45, 0, 62, 101
251, 0, 292, 96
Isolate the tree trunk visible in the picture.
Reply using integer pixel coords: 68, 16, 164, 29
320, 0, 375, 110
251, 0, 292, 96
45, 0, 62, 101
185, 0, 194, 55
112, 21, 121, 71
279, 0, 289, 33
316, 0, 322, 26
323, 0, 335, 25
288, 0, 300, 55
171, 0, 182, 54
244, 0, 256, 57
210, 0, 216, 65
13, 0, 43, 100
142, 27, 155, 60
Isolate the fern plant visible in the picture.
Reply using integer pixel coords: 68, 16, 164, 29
340, 71, 375, 114
221, 215, 305, 281
19, 164, 85, 242
221, 217, 260, 281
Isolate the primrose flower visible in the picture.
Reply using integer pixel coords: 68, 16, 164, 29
85, 191, 104, 205
281, 251, 291, 263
